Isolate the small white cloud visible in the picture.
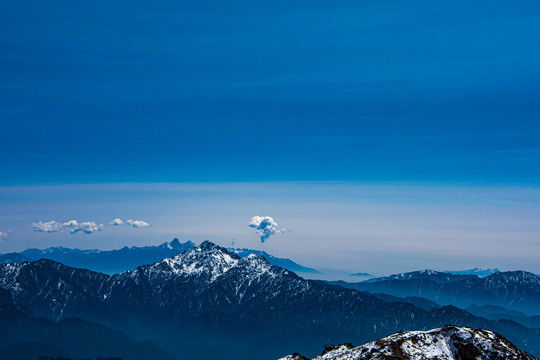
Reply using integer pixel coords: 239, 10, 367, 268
0, 231, 11, 242
249, 215, 283, 243
109, 218, 124, 226
126, 219, 150, 228
32, 220, 63, 233
62, 220, 78, 227
70, 221, 104, 234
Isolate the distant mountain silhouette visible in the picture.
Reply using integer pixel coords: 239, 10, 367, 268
363, 269, 478, 284
0, 253, 34, 264
15, 238, 195, 274
1, 238, 318, 275
445, 268, 500, 277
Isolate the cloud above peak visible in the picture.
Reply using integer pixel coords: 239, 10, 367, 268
248, 215, 284, 243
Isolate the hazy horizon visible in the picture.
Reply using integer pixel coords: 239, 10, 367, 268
1, 181, 539, 276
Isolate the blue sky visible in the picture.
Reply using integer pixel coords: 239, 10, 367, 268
1, 0, 540, 184
0, 1, 539, 274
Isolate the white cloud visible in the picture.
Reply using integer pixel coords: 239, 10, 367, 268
126, 219, 150, 228
32, 220, 63, 233
109, 218, 124, 226
32, 219, 103, 234
70, 221, 104, 234
32, 218, 149, 234
0, 231, 11, 242
249, 215, 284, 243
62, 220, 78, 227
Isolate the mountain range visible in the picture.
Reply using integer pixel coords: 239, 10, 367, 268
1, 241, 539, 359
330, 270, 540, 316
0, 240, 505, 283
0, 238, 317, 275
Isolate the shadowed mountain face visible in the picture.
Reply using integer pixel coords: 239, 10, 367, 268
329, 271, 540, 316
0, 288, 176, 360
280, 326, 537, 360
0, 242, 539, 360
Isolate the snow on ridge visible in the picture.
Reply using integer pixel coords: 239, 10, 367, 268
237, 254, 274, 275
143, 241, 241, 282
0, 262, 25, 290
279, 326, 536, 360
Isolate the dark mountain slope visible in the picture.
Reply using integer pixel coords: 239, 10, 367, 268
0, 288, 176, 360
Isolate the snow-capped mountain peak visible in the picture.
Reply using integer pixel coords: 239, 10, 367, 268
280, 326, 536, 360
130, 240, 241, 283
147, 241, 285, 283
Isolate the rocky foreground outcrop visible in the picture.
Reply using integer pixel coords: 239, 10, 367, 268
280, 326, 537, 360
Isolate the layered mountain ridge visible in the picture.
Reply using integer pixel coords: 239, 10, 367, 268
331, 270, 540, 316
0, 238, 318, 275
1, 241, 539, 359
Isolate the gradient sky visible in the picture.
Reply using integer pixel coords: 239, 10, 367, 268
1, 1, 539, 275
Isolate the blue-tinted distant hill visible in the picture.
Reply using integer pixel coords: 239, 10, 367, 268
445, 268, 500, 278
350, 272, 373, 278
12, 238, 195, 274
0, 239, 319, 275
363, 269, 478, 284
466, 304, 540, 329
0, 253, 34, 264
329, 270, 540, 316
